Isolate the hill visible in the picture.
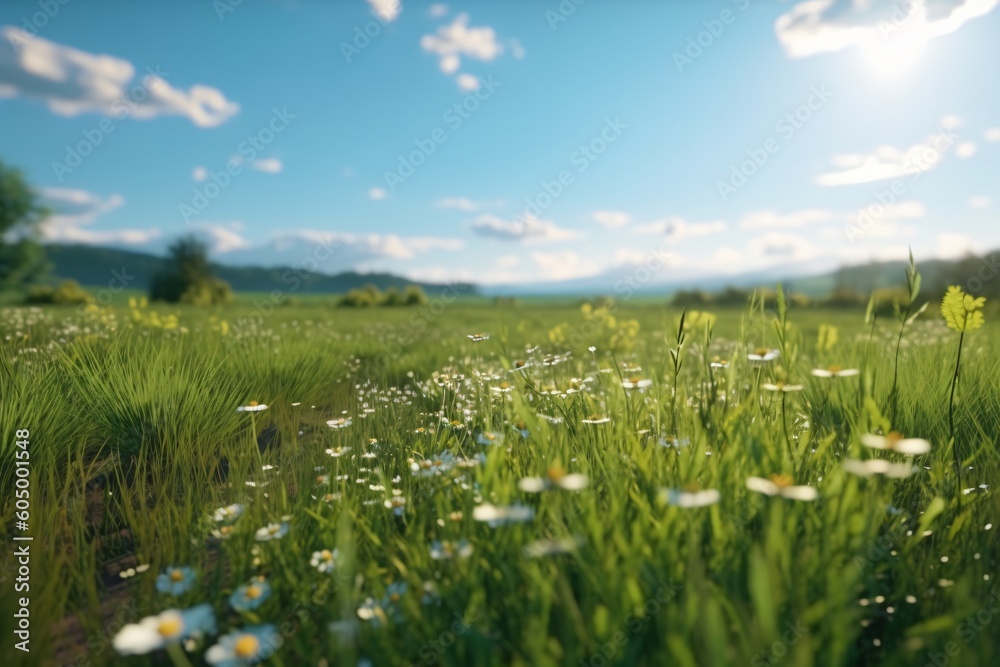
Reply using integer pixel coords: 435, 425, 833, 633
42, 244, 477, 295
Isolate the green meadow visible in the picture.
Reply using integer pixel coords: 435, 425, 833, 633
2, 287, 998, 667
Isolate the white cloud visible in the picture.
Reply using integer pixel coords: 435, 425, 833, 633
440, 54, 460, 74
38, 187, 160, 245
985, 128, 1000, 141
937, 232, 975, 259
815, 130, 957, 186
0, 27, 239, 127
969, 195, 992, 209
430, 4, 449, 18
251, 158, 283, 174
634, 216, 727, 240
738, 209, 836, 230
470, 214, 579, 243
368, 187, 387, 200
455, 73, 480, 91
530, 250, 600, 281
495, 254, 519, 269
366, 0, 401, 22
193, 223, 251, 254
435, 197, 477, 211
192, 166, 207, 182
955, 141, 977, 158
774, 0, 998, 59
747, 231, 819, 262
509, 38, 526, 59
592, 210, 630, 229
421, 13, 504, 75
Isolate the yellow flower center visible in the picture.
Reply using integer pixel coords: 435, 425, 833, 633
682, 482, 701, 493
514, 360, 526, 368
248, 401, 258, 407
321, 550, 333, 560
246, 585, 262, 599
886, 431, 903, 443
390, 593, 401, 603
234, 635, 260, 659
629, 376, 642, 384
220, 526, 232, 536
547, 466, 567, 483
754, 347, 769, 356
770, 473, 794, 488
169, 570, 185, 582
268, 525, 279, 535
499, 382, 511, 390
484, 433, 495, 441
828, 364, 842, 373
157, 617, 183, 638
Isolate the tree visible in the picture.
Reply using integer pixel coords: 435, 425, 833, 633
150, 235, 233, 305
0, 159, 50, 289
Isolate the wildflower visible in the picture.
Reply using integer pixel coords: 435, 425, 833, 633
236, 401, 268, 413
582, 415, 611, 424
843, 459, 914, 478
762, 381, 804, 392
510, 359, 532, 372
430, 539, 473, 560
492, 381, 514, 394
657, 436, 690, 449
710, 358, 729, 370
385, 493, 407, 516
326, 417, 353, 429
811, 365, 860, 378
314, 473, 330, 485
514, 420, 530, 439
941, 285, 986, 332
156, 566, 196, 596
310, 548, 340, 573
660, 484, 720, 508
746, 474, 817, 501
326, 446, 352, 457
476, 431, 503, 445
473, 502, 535, 527
229, 578, 272, 612
254, 521, 289, 541
621, 376, 652, 390
383, 581, 408, 606
519, 465, 588, 492
205, 625, 280, 666
410, 453, 455, 477
861, 432, 931, 455
211, 525, 236, 540
113, 605, 216, 656
467, 333, 490, 342
212, 504, 244, 522
523, 536, 583, 558
357, 598, 389, 626
747, 348, 780, 364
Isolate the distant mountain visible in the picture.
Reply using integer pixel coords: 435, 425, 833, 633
43, 244, 476, 295
479, 257, 842, 298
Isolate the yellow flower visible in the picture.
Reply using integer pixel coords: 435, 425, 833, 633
941, 286, 985, 332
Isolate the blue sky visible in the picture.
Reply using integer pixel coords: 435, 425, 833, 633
1, 0, 998, 286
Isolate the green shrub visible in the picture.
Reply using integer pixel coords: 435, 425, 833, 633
24, 279, 93, 305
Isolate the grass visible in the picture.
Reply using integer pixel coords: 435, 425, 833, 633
1, 293, 998, 667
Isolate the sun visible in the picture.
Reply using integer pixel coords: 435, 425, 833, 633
858, 33, 929, 80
